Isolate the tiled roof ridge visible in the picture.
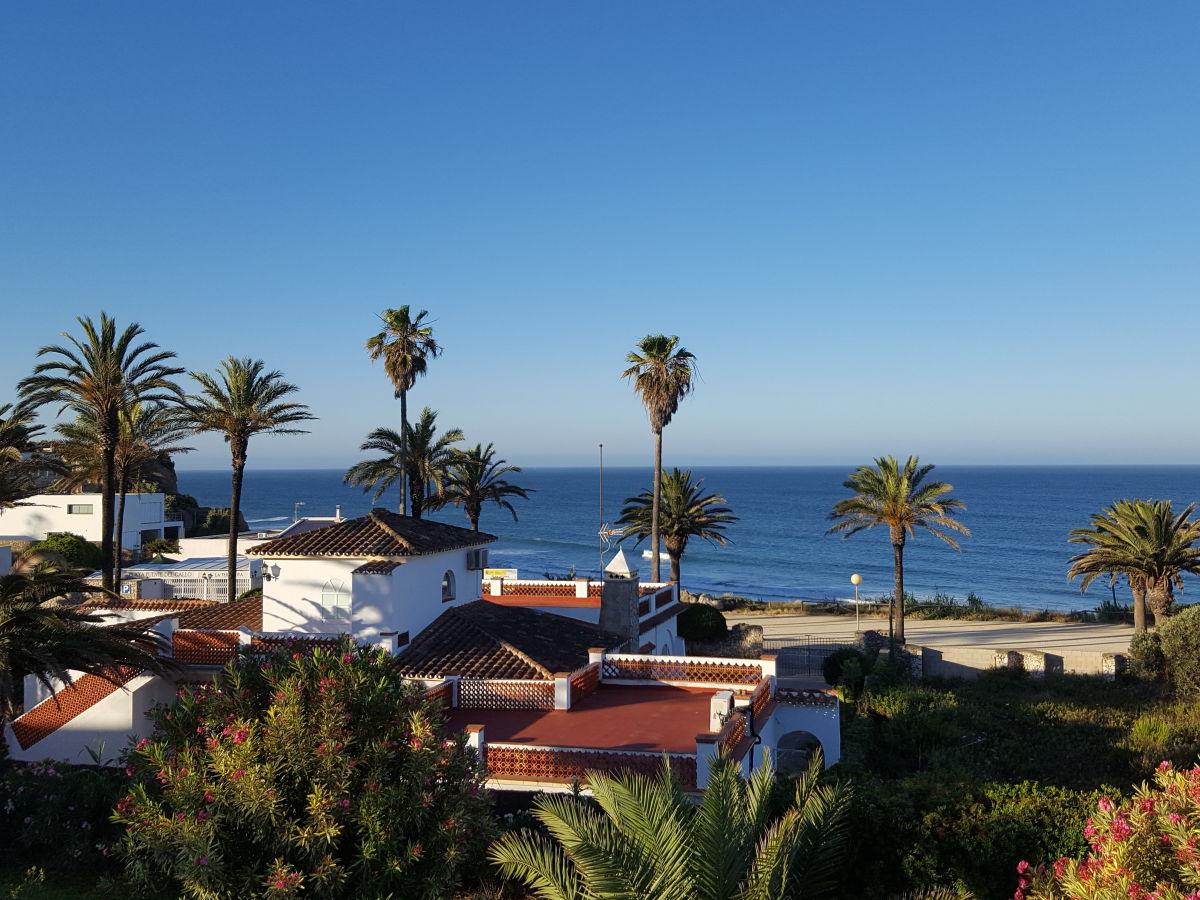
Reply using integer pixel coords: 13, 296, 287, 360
446, 606, 552, 678
367, 510, 416, 554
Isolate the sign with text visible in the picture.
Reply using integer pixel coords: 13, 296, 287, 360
483, 568, 518, 581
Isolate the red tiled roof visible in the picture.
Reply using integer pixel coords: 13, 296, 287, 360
352, 560, 402, 575
394, 600, 621, 680
10, 667, 141, 750
175, 595, 263, 631
248, 509, 495, 558
80, 598, 219, 613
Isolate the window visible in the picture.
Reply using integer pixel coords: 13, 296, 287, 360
67, 504, 93, 515
320, 578, 351, 623
441, 570, 456, 603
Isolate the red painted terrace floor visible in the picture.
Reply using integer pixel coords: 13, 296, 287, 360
444, 684, 718, 754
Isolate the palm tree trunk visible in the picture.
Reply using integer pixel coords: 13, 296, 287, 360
891, 532, 906, 645
410, 473, 424, 519
114, 475, 128, 590
227, 447, 246, 604
1130, 578, 1147, 633
1146, 578, 1170, 629
651, 431, 662, 582
399, 389, 408, 517
669, 552, 681, 586
99, 420, 117, 592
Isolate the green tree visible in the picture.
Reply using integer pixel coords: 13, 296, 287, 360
0, 562, 169, 721
827, 456, 969, 645
179, 358, 314, 602
0, 401, 54, 510
617, 468, 737, 587
343, 408, 462, 519
365, 307, 441, 516
1068, 499, 1200, 630
490, 753, 851, 900
433, 443, 532, 531
19, 313, 183, 591
54, 402, 192, 585
114, 641, 492, 900
623, 335, 697, 582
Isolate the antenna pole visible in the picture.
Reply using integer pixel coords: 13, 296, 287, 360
598, 443, 604, 579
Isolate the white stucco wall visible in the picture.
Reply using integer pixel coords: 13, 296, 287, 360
260, 558, 358, 634
5, 673, 176, 764
759, 700, 842, 768
0, 493, 181, 550
353, 552, 481, 643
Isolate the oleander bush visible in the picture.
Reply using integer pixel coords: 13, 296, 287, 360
1016, 762, 1200, 900
1158, 604, 1200, 699
676, 602, 728, 641
113, 641, 493, 900
0, 760, 127, 867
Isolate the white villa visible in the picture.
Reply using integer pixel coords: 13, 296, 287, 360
5, 509, 840, 790
0, 491, 183, 553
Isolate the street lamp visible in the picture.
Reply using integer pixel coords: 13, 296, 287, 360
293, 501, 305, 523
850, 573, 862, 630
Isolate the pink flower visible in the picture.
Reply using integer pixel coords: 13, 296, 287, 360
1158, 760, 1172, 772
204, 791, 215, 803
339, 799, 350, 809
195, 856, 209, 866
1099, 797, 1115, 812
230, 769, 244, 781
1169, 813, 1183, 824
232, 729, 248, 744
342, 653, 353, 663
1111, 816, 1132, 842
1016, 861, 1030, 874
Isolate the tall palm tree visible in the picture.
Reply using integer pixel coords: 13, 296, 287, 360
490, 753, 851, 900
19, 314, 183, 591
623, 334, 697, 582
55, 403, 193, 585
0, 562, 170, 722
1068, 499, 1200, 630
617, 468, 738, 587
0, 401, 54, 511
433, 443, 532, 531
343, 408, 463, 519
826, 456, 969, 645
179, 358, 313, 602
365, 307, 440, 516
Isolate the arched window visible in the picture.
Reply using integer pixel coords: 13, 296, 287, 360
441, 570, 456, 603
320, 577, 350, 624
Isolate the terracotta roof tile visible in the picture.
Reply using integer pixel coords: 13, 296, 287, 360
248, 509, 495, 559
10, 668, 141, 750
175, 595, 263, 631
173, 631, 240, 665
394, 600, 621, 680
80, 598, 220, 613
352, 560, 402, 575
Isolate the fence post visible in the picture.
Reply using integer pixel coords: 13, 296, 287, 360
758, 654, 777, 679
554, 673, 572, 710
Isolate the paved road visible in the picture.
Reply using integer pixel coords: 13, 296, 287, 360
725, 612, 1133, 654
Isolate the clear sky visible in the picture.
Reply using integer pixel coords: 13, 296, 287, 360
2, 2, 1197, 469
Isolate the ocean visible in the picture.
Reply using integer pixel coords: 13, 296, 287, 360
175, 465, 1200, 612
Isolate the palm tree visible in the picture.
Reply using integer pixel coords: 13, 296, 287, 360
0, 562, 170, 722
365, 307, 441, 516
1068, 499, 1200, 630
623, 335, 697, 582
55, 403, 192, 585
18, 314, 183, 591
178, 358, 313, 602
490, 753, 851, 900
0, 401, 54, 511
617, 468, 738, 586
826, 456, 969, 645
344, 408, 463, 519
433, 443, 532, 531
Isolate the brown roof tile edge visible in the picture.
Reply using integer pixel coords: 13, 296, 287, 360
10, 667, 142, 750
639, 602, 685, 635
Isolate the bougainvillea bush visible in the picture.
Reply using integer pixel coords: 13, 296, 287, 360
1016, 762, 1200, 900
113, 641, 493, 899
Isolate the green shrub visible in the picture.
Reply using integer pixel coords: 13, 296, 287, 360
822, 647, 868, 687
0, 761, 127, 866
114, 641, 494, 899
837, 656, 865, 703
26, 532, 104, 571
140, 538, 180, 558
1127, 629, 1166, 681
866, 652, 905, 691
1158, 604, 1200, 698
676, 603, 728, 641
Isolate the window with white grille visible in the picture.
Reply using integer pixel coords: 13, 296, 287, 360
321, 578, 351, 622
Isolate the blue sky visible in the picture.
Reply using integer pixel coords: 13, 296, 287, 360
2, 2, 1197, 469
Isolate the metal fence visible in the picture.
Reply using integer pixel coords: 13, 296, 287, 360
764, 635, 856, 676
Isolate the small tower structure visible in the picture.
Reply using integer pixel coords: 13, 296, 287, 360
599, 547, 640, 652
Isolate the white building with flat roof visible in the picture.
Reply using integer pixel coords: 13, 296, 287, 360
0, 492, 183, 552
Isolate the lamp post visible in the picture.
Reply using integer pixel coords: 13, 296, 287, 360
850, 573, 862, 631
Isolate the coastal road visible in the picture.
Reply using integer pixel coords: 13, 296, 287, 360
724, 612, 1134, 655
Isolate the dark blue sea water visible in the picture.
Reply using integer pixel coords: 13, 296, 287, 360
175, 466, 1200, 612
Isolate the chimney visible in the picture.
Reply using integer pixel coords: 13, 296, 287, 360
599, 548, 640, 652
335, 505, 342, 521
